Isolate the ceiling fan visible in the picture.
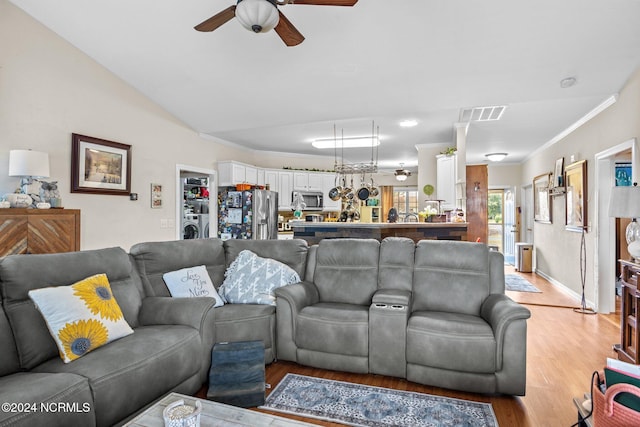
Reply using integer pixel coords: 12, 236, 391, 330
194, 0, 358, 47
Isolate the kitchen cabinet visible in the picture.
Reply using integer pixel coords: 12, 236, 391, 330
257, 169, 265, 187
322, 174, 341, 212
265, 169, 279, 192
278, 171, 294, 211
293, 172, 323, 192
0, 209, 80, 256
436, 154, 457, 211
217, 161, 258, 187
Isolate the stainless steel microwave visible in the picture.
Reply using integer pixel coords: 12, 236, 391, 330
292, 191, 324, 211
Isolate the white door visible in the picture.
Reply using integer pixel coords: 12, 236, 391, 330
522, 184, 533, 244
503, 188, 516, 265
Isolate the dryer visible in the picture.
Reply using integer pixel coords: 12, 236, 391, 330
198, 214, 210, 239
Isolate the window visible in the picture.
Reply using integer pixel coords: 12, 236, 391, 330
393, 187, 419, 220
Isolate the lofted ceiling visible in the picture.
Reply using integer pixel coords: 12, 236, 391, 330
9, 0, 640, 172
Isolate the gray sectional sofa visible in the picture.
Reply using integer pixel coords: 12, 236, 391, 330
0, 236, 530, 427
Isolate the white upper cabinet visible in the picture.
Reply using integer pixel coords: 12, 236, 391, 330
278, 171, 294, 210
436, 154, 458, 211
218, 161, 258, 186
293, 172, 323, 192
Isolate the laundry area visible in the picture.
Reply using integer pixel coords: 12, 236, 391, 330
181, 173, 212, 239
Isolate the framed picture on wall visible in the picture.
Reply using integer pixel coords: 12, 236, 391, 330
615, 163, 633, 186
553, 157, 564, 188
565, 160, 587, 232
533, 173, 552, 223
71, 134, 131, 195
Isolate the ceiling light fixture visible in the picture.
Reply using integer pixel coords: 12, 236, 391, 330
399, 119, 418, 128
485, 153, 508, 162
235, 0, 279, 34
394, 163, 411, 181
560, 76, 577, 89
312, 136, 380, 149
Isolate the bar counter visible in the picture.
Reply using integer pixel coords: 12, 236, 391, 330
291, 221, 468, 245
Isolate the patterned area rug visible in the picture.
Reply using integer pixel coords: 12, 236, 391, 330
261, 374, 498, 427
505, 274, 541, 293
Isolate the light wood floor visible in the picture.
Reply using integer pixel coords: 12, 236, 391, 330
215, 268, 622, 426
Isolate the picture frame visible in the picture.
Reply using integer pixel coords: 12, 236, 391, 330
615, 163, 633, 186
151, 183, 162, 209
71, 133, 131, 195
533, 173, 552, 223
553, 157, 564, 188
565, 160, 587, 232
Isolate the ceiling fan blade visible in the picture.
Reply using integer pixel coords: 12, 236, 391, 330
194, 6, 236, 32
288, 0, 358, 6
274, 11, 305, 46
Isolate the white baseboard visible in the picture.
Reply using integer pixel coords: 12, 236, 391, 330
534, 269, 596, 310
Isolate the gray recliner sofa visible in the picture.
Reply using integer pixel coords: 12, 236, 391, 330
275, 237, 531, 395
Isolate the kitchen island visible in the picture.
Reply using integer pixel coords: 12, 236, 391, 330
291, 222, 467, 245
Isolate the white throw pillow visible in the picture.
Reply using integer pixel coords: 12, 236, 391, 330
162, 265, 224, 307
28, 274, 134, 363
218, 250, 301, 305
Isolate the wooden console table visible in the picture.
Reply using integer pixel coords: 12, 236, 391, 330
615, 260, 640, 364
0, 209, 80, 256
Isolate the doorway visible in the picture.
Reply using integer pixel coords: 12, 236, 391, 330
175, 165, 217, 241
594, 138, 637, 313
488, 188, 516, 264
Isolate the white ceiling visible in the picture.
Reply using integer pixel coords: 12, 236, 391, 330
10, 0, 640, 172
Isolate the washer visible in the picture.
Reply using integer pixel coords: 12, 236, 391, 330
198, 214, 210, 239
183, 214, 200, 240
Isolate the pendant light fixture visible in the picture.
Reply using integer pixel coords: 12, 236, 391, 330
235, 0, 279, 34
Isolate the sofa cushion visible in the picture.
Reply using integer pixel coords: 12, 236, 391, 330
0, 247, 143, 370
224, 238, 308, 277
296, 302, 369, 357
378, 237, 415, 291
0, 372, 94, 427
412, 240, 491, 316
0, 304, 19, 376
162, 265, 224, 306
131, 239, 227, 297
218, 250, 300, 305
28, 274, 134, 363
312, 239, 380, 305
406, 311, 496, 374
32, 324, 201, 427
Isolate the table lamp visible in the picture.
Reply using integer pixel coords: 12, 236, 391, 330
8, 149, 50, 194
609, 183, 640, 263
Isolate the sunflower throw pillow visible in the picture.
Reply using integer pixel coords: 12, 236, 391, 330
28, 273, 134, 363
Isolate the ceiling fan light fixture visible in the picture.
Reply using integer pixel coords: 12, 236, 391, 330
394, 163, 411, 181
485, 152, 508, 162
235, 0, 280, 34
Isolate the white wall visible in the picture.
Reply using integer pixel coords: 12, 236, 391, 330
520, 68, 640, 304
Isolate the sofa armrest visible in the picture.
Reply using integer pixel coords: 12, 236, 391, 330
274, 281, 319, 315
274, 281, 319, 361
481, 294, 531, 367
139, 296, 217, 330
372, 289, 412, 307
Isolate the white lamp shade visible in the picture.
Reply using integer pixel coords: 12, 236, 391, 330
9, 150, 50, 178
235, 0, 279, 33
608, 185, 640, 218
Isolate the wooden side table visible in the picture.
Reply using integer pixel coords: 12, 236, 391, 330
616, 260, 640, 364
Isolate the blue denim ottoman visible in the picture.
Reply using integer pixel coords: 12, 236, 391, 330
207, 341, 265, 407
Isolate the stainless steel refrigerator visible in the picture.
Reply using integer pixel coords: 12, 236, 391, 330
217, 189, 279, 240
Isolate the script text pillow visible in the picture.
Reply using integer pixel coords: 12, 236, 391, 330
28, 273, 134, 363
218, 250, 301, 305
162, 265, 224, 307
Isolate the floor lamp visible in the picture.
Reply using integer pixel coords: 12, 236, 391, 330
574, 227, 596, 315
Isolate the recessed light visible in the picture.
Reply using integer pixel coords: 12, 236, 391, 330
560, 77, 577, 88
399, 119, 418, 128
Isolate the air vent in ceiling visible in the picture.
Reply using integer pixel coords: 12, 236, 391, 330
459, 105, 507, 122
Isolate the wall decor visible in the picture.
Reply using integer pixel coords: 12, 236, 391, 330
533, 173, 552, 223
71, 133, 131, 195
565, 160, 587, 232
151, 183, 162, 208
553, 157, 564, 188
615, 163, 633, 186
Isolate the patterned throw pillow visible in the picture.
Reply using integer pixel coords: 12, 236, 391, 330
28, 274, 134, 363
162, 265, 224, 307
218, 250, 301, 305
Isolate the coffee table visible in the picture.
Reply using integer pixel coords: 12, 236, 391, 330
124, 392, 316, 427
